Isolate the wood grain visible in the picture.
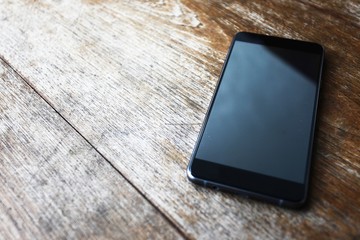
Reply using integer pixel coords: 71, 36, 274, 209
0, 0, 359, 239
0, 59, 182, 239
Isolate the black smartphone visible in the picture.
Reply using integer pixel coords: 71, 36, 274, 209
187, 32, 324, 208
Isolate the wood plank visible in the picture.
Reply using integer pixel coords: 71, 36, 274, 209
0, 59, 182, 239
1, 0, 359, 238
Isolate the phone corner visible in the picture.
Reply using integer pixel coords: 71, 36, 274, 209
235, 31, 250, 38
317, 43, 325, 53
186, 164, 195, 181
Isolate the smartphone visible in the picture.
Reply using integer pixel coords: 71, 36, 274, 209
187, 32, 324, 208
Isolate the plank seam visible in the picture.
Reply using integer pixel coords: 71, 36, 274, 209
0, 55, 189, 240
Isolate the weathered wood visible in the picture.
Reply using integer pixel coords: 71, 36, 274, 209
0, 0, 359, 239
0, 60, 182, 239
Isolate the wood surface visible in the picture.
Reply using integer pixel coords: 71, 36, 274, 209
0, 59, 182, 239
0, 0, 359, 239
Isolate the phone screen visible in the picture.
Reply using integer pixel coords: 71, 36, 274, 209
188, 32, 324, 207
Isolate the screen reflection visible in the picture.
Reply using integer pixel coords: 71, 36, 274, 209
196, 41, 321, 183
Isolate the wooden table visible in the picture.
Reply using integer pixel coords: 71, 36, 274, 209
1, 0, 359, 239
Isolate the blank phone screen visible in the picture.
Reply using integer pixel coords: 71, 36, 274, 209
195, 41, 322, 184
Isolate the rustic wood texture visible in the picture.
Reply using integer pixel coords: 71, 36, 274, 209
0, 60, 182, 239
0, 0, 359, 239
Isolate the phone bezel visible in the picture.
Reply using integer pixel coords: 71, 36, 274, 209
187, 32, 324, 208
